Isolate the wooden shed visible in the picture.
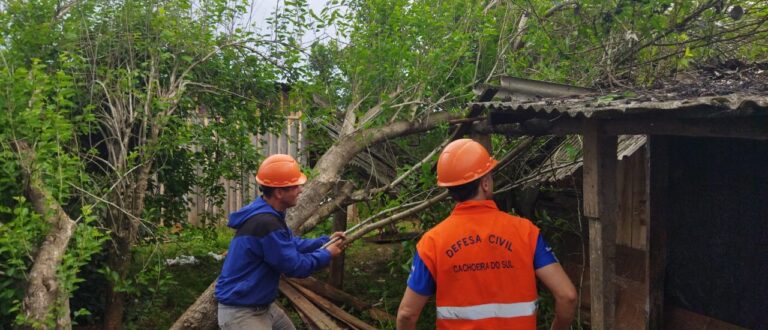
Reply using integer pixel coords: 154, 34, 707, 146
471, 72, 768, 329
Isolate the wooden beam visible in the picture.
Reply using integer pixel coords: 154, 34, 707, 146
479, 116, 768, 140
287, 277, 396, 322
278, 280, 341, 329
287, 280, 378, 330
604, 117, 768, 140
582, 120, 618, 330
646, 136, 670, 329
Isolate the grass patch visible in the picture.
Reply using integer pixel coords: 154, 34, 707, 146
122, 226, 231, 329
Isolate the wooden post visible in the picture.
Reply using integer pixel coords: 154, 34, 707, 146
471, 132, 492, 152
646, 135, 669, 329
329, 206, 347, 288
582, 120, 618, 330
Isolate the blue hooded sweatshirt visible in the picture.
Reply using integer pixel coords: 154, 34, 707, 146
215, 197, 331, 307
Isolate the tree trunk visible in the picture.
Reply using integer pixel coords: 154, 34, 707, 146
103, 159, 153, 330
15, 141, 76, 330
103, 232, 134, 330
287, 111, 460, 231
19, 216, 76, 330
169, 281, 218, 330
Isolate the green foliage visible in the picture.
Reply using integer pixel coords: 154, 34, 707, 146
0, 49, 95, 326
506, 0, 768, 85
0, 198, 49, 326
122, 226, 230, 329
533, 209, 585, 329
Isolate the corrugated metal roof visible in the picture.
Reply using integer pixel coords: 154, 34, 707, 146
475, 93, 768, 121
534, 135, 647, 183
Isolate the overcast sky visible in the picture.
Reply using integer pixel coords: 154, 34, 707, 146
238, 0, 341, 47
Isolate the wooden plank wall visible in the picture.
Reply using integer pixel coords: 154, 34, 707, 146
186, 113, 305, 226
616, 148, 648, 250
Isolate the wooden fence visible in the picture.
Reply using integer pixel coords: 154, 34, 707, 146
185, 113, 306, 226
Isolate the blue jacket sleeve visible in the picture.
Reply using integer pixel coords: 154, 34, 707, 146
262, 229, 332, 278
292, 235, 330, 253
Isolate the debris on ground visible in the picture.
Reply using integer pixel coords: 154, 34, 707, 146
278, 276, 395, 329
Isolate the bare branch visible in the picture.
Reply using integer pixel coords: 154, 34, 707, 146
345, 191, 449, 243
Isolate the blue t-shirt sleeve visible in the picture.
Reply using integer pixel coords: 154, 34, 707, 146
533, 233, 558, 270
406, 252, 436, 296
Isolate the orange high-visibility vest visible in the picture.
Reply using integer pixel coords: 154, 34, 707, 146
417, 200, 540, 329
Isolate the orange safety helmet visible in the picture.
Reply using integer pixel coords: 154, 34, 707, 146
255, 154, 308, 187
436, 139, 498, 187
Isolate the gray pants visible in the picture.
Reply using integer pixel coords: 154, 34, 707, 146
218, 303, 296, 330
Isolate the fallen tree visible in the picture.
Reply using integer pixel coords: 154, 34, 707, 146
172, 106, 464, 329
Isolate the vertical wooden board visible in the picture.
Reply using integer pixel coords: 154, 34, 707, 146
583, 125, 599, 218
583, 120, 618, 330
299, 120, 308, 166
269, 133, 278, 155
646, 136, 669, 329
616, 160, 625, 245
289, 119, 298, 158
633, 163, 642, 248
631, 156, 641, 249
276, 132, 282, 154
188, 195, 199, 226
631, 153, 644, 250
222, 180, 230, 215
230, 181, 237, 214
283, 131, 290, 154
618, 158, 633, 246
626, 155, 636, 249
235, 180, 242, 211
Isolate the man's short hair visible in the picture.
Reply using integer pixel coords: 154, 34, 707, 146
260, 185, 276, 198
446, 177, 482, 202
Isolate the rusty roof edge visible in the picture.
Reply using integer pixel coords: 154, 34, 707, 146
474, 93, 768, 119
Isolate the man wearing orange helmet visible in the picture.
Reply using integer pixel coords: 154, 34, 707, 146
396, 139, 577, 330
215, 154, 346, 330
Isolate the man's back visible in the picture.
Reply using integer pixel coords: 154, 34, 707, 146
414, 200, 540, 329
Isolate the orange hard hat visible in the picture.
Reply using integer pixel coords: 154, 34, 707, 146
436, 139, 498, 187
256, 154, 307, 187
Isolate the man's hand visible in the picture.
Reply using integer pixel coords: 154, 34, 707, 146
330, 231, 346, 241
325, 231, 347, 257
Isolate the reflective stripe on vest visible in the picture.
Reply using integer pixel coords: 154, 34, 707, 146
436, 299, 537, 320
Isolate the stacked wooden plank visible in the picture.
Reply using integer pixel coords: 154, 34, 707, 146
278, 276, 395, 329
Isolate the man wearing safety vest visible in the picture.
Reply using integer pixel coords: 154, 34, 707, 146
215, 154, 346, 330
397, 139, 577, 329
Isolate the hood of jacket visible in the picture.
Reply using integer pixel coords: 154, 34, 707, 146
227, 196, 283, 229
